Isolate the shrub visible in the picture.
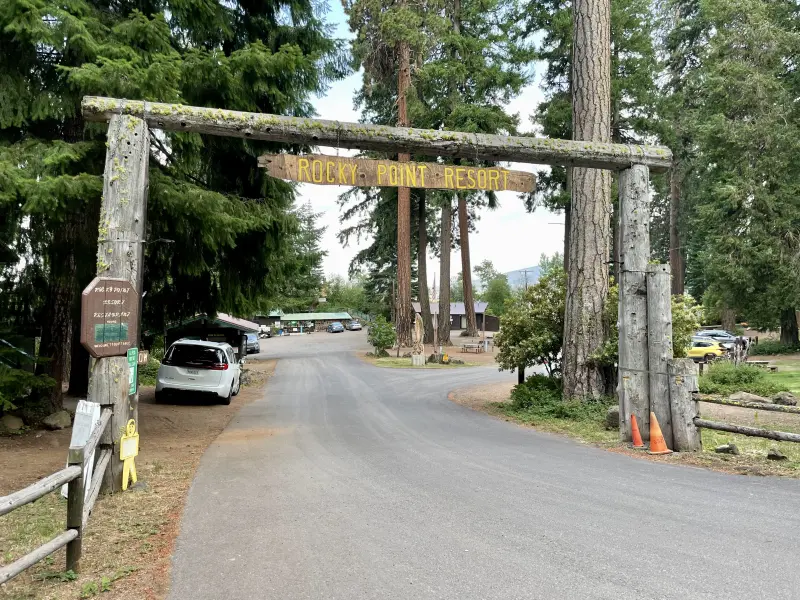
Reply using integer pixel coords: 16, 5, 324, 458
367, 316, 396, 354
698, 362, 787, 396
507, 375, 614, 421
138, 358, 160, 387
748, 340, 800, 356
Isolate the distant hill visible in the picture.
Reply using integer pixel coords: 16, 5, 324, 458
505, 266, 541, 289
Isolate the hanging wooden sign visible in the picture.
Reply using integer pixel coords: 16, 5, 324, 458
80, 277, 139, 358
259, 153, 535, 193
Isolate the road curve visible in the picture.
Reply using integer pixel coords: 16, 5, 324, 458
169, 332, 800, 600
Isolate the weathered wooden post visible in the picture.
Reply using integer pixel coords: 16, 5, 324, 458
647, 264, 674, 448
87, 114, 149, 492
618, 164, 651, 441
65, 448, 85, 571
668, 358, 702, 451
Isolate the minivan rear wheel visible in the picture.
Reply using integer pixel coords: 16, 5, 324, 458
220, 382, 233, 406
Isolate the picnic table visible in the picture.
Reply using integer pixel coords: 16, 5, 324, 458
746, 360, 778, 372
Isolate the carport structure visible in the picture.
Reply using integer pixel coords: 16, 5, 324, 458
81, 96, 675, 491
163, 313, 259, 357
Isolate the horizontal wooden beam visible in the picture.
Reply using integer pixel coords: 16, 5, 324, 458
0, 466, 82, 517
699, 396, 800, 415
694, 418, 800, 443
82, 97, 672, 172
0, 529, 78, 584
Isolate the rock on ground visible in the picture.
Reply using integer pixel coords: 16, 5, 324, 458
605, 406, 620, 430
1, 414, 24, 432
714, 444, 740, 455
42, 410, 72, 430
767, 448, 788, 461
729, 391, 771, 404
772, 391, 798, 406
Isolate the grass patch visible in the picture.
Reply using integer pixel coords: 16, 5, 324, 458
493, 376, 618, 445
368, 356, 476, 369
699, 362, 787, 396
699, 429, 800, 474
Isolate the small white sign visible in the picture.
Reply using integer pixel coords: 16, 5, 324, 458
61, 400, 101, 499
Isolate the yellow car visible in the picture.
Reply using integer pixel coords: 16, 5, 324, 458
687, 338, 727, 362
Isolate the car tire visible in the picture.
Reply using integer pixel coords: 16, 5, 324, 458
220, 383, 233, 405
233, 376, 241, 396
154, 390, 163, 403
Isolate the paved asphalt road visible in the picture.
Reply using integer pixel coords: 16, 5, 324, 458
169, 332, 800, 600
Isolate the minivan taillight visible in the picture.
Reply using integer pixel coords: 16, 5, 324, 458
209, 363, 228, 370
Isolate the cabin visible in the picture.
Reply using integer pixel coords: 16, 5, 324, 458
411, 302, 500, 332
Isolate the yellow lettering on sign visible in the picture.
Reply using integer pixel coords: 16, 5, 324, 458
312, 160, 323, 183
298, 158, 311, 182
455, 167, 465, 189
477, 170, 487, 189
405, 165, 417, 187
418, 165, 427, 186
489, 169, 500, 190
326, 161, 335, 183
348, 164, 358, 185
444, 167, 454, 188
389, 165, 398, 185
502, 171, 509, 190
467, 169, 476, 189
377, 164, 387, 185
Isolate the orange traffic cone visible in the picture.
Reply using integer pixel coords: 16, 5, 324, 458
630, 414, 645, 449
648, 411, 672, 455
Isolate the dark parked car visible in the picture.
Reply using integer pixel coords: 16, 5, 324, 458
327, 322, 345, 333
245, 332, 261, 354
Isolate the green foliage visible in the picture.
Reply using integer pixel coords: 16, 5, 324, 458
367, 316, 396, 354
698, 362, 787, 397
537, 252, 563, 276
138, 358, 160, 387
749, 341, 800, 357
325, 274, 373, 316
483, 276, 512, 317
504, 375, 614, 422
495, 266, 565, 377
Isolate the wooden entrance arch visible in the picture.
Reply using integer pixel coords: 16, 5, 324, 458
81, 96, 674, 490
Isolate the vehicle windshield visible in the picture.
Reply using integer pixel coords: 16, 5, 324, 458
247, 333, 258, 342
163, 345, 225, 367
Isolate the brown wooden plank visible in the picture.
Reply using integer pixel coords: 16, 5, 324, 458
0, 466, 82, 517
0, 530, 78, 584
258, 154, 536, 192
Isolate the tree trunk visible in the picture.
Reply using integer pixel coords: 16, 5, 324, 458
721, 307, 736, 332
438, 198, 452, 347
417, 192, 434, 344
518, 367, 525, 385
563, 196, 571, 273
457, 193, 478, 336
563, 0, 612, 400
395, 28, 413, 348
780, 308, 799, 346
67, 197, 101, 397
36, 213, 80, 413
669, 166, 684, 295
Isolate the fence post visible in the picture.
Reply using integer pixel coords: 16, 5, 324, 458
668, 358, 702, 451
647, 264, 674, 448
618, 164, 651, 441
65, 447, 85, 572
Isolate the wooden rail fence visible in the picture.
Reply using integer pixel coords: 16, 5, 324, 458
0, 408, 112, 584
693, 396, 800, 444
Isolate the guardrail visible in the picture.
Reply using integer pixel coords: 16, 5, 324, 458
0, 408, 112, 583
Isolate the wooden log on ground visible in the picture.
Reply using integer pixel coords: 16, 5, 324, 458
693, 418, 800, 444
0, 466, 82, 517
0, 530, 79, 584
647, 264, 674, 448
82, 97, 673, 172
90, 113, 149, 493
669, 359, 702, 451
618, 164, 651, 441
699, 396, 800, 415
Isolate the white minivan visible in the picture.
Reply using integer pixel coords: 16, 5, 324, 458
155, 339, 241, 405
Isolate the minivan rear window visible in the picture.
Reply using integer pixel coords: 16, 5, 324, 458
163, 345, 226, 367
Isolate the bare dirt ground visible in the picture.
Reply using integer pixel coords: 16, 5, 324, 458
0, 360, 275, 600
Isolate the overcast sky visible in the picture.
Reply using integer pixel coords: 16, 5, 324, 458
301, 3, 564, 280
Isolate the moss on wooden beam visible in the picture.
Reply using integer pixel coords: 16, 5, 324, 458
82, 96, 673, 172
